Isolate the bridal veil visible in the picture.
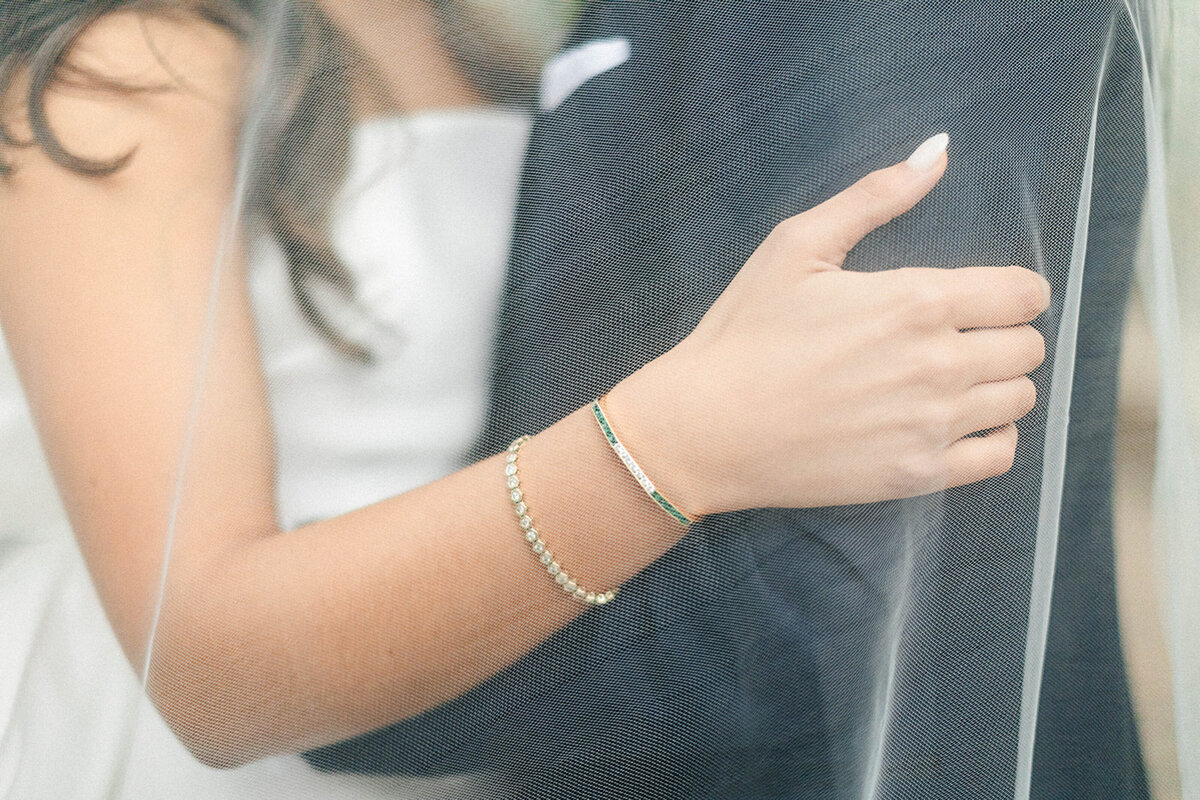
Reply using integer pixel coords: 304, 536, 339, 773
0, 1, 1196, 798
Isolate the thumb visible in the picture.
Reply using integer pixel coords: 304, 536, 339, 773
785, 132, 949, 269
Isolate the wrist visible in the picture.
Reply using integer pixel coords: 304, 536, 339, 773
604, 355, 719, 519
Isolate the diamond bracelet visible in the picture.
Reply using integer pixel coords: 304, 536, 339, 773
505, 436, 616, 607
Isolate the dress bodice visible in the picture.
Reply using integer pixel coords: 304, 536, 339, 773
0, 108, 530, 539
250, 109, 531, 528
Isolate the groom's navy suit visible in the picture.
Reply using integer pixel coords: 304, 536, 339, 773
309, 2, 1150, 797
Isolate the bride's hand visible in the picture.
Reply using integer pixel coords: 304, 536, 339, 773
606, 135, 1050, 516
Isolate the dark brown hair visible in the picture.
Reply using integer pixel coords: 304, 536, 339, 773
0, 0, 368, 360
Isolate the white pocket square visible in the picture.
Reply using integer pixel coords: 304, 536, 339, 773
538, 37, 632, 112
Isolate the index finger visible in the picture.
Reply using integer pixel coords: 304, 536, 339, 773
932, 266, 1051, 329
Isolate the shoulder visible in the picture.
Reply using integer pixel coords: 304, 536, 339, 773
1, 10, 246, 184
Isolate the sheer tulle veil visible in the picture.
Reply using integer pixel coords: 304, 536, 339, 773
0, 1, 1196, 798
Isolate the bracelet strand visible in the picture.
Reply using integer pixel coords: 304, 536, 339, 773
505, 436, 616, 607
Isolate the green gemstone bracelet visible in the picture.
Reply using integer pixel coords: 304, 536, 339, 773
591, 396, 697, 527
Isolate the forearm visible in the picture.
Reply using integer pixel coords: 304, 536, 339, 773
152, 404, 684, 767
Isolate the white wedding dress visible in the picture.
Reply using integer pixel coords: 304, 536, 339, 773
0, 108, 530, 799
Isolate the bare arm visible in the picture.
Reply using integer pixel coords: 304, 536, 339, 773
0, 15, 686, 766
0, 14, 1048, 769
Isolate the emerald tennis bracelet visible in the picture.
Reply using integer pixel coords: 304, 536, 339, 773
591, 396, 696, 526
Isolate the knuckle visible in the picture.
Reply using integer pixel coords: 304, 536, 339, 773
902, 280, 949, 324
892, 452, 943, 493
922, 400, 956, 440
915, 343, 960, 386
770, 216, 809, 249
850, 171, 893, 207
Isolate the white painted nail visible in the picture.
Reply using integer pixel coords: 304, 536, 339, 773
905, 132, 950, 171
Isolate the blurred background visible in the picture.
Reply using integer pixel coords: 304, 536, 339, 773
1114, 4, 1198, 799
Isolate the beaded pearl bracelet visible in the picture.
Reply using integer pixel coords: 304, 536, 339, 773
506, 436, 616, 607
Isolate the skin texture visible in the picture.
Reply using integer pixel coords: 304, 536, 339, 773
0, 11, 1047, 768
608, 165, 1049, 514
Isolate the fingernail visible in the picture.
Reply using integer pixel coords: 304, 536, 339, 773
905, 132, 950, 171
